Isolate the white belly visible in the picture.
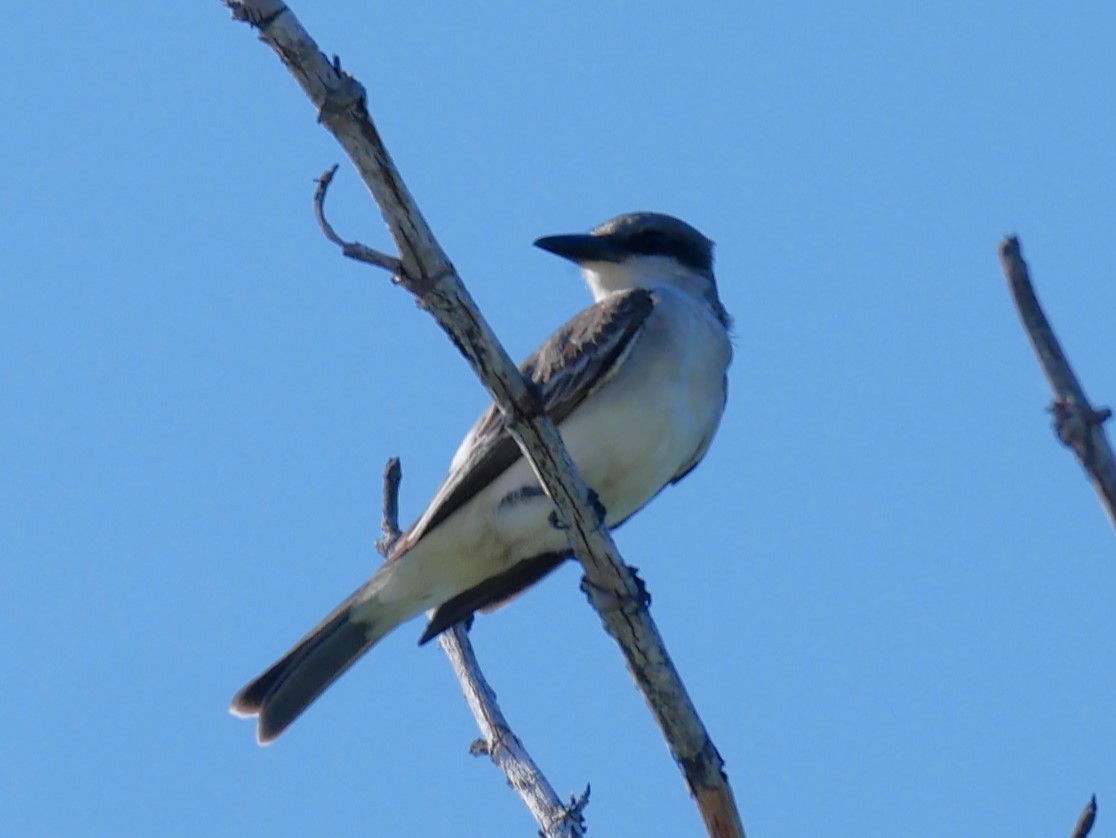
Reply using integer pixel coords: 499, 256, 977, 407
380, 288, 731, 610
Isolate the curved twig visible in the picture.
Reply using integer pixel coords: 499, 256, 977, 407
314, 165, 402, 274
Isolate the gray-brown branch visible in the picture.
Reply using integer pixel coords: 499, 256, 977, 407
438, 630, 590, 838
374, 459, 587, 838
999, 236, 1116, 533
227, 3, 746, 835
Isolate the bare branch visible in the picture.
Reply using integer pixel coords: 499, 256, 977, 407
1070, 795, 1097, 838
228, 3, 745, 835
314, 165, 402, 274
374, 458, 586, 836
999, 236, 1116, 533
439, 626, 589, 838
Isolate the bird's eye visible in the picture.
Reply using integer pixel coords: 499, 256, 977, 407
627, 230, 666, 256
623, 229, 709, 272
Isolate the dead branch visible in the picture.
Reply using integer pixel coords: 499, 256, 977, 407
375, 459, 587, 838
227, 3, 745, 835
999, 236, 1116, 533
313, 165, 402, 274
439, 629, 590, 838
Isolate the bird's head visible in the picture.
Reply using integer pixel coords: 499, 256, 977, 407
534, 212, 727, 326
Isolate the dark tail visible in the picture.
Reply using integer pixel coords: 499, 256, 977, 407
230, 587, 400, 744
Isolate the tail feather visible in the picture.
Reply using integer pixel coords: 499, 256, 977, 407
230, 587, 400, 744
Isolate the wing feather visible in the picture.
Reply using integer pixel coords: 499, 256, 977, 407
394, 288, 656, 552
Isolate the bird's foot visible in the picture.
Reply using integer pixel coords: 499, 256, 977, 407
587, 489, 608, 527
580, 566, 651, 611
548, 489, 607, 531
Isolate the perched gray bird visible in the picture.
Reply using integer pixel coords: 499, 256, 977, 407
230, 212, 733, 743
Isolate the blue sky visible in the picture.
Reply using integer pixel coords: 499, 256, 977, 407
4, 3, 1115, 836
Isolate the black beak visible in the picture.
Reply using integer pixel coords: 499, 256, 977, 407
533, 233, 625, 265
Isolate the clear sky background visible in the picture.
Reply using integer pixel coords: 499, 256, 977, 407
3, 3, 1114, 837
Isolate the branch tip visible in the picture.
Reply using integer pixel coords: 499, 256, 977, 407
1070, 794, 1097, 838
375, 457, 403, 558
998, 235, 1029, 285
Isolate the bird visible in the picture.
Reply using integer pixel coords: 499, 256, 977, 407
230, 211, 733, 744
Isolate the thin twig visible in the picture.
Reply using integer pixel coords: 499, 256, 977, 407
314, 165, 402, 274
1070, 795, 1097, 838
999, 236, 1116, 533
439, 626, 589, 838
374, 457, 402, 558
229, 4, 745, 835
375, 458, 587, 837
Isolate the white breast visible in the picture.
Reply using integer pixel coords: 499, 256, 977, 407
550, 286, 731, 524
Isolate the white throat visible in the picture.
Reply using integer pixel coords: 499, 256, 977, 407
581, 254, 713, 304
